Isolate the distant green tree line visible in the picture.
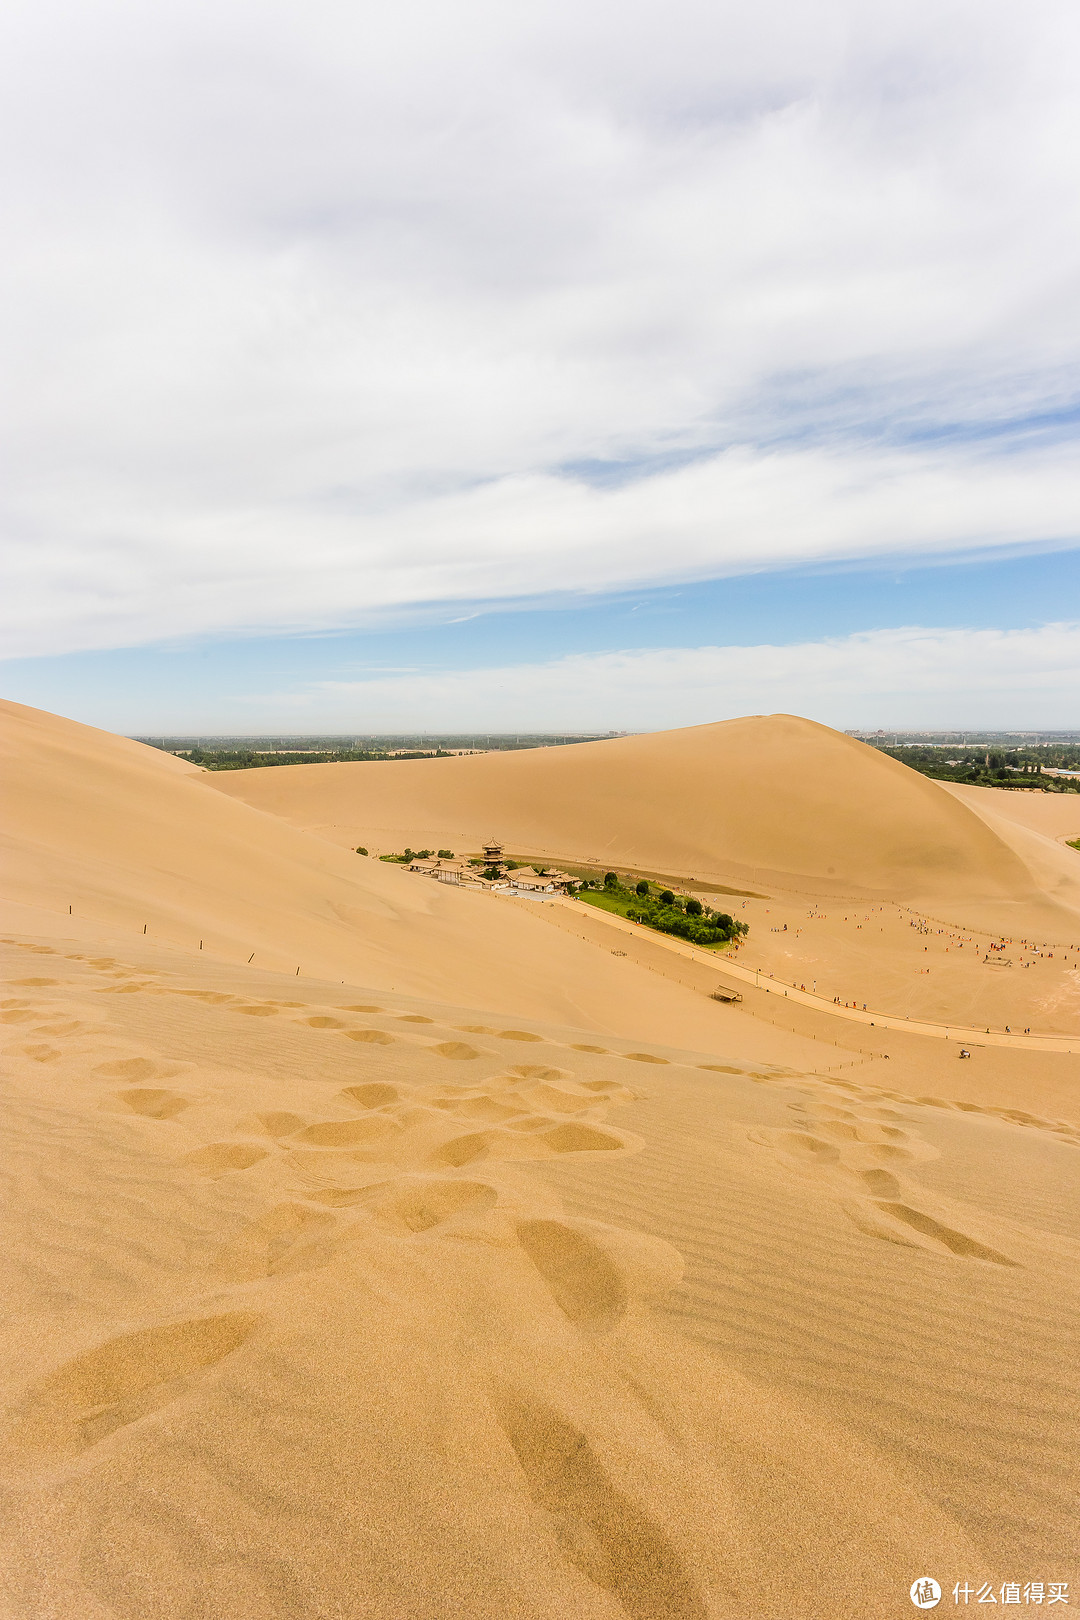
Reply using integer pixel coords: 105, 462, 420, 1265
871, 743, 1080, 791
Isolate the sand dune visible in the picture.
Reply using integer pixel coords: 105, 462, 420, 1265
4, 938, 1076, 1618
0, 700, 827, 1055
944, 783, 1080, 922
211, 715, 1044, 907
2, 703, 1078, 1617
948, 781, 1080, 844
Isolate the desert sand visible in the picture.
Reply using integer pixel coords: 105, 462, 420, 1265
2, 703, 1078, 1619
214, 715, 1080, 1036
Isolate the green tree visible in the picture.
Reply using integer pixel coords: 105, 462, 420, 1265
635, 879, 649, 896
685, 898, 703, 917
355, 846, 368, 855
604, 872, 619, 889
437, 849, 454, 859
659, 889, 674, 905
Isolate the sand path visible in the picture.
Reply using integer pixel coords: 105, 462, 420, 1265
556, 899, 1080, 1053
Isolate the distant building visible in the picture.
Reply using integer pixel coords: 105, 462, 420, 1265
407, 840, 574, 895
507, 867, 556, 892
408, 857, 466, 884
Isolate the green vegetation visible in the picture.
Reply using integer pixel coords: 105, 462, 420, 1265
578, 877, 748, 949
171, 746, 394, 770
437, 849, 454, 859
138, 732, 625, 768
865, 740, 1080, 791
380, 848, 433, 864
1068, 839, 1080, 852
355, 846, 368, 855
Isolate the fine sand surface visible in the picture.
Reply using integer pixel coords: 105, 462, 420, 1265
2, 705, 1078, 1619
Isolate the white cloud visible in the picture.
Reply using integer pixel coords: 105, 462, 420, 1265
210, 622, 1080, 732
2, 0, 1079, 655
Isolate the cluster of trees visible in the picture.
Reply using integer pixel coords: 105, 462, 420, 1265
381, 848, 456, 863
580, 873, 748, 946
174, 746, 391, 770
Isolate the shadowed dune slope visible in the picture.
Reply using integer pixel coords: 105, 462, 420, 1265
214, 715, 1037, 904
0, 700, 821, 1051
943, 783, 1080, 924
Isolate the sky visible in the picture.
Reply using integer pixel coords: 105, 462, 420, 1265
2, 0, 1078, 732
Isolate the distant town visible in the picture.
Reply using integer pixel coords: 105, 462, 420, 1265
849, 731, 1080, 790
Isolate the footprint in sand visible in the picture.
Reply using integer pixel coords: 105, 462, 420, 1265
516, 1220, 629, 1331
4, 1312, 261, 1460
339, 1083, 400, 1109
219, 1202, 336, 1278
182, 1143, 270, 1175
343, 1028, 395, 1046
396, 1014, 434, 1024
430, 1041, 484, 1060
430, 1094, 527, 1124
860, 1169, 903, 1198
244, 1111, 308, 1137
773, 1130, 842, 1164
300, 1015, 348, 1029
492, 1389, 705, 1620
570, 1044, 608, 1054
497, 1030, 544, 1042
233, 1005, 280, 1018
362, 1176, 499, 1233
432, 1131, 501, 1167
18, 1044, 63, 1063
540, 1127, 625, 1153
113, 1088, 192, 1120
290, 1118, 401, 1148
623, 1052, 669, 1065
342, 1004, 383, 1013
872, 1202, 1019, 1264
93, 1057, 187, 1083
520, 1082, 599, 1115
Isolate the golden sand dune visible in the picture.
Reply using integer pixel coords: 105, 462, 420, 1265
3, 938, 1077, 1619
211, 715, 1042, 905
0, 700, 822, 1053
2, 704, 1078, 1617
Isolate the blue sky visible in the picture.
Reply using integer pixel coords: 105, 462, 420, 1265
4, 546, 1076, 732
1, 0, 1078, 731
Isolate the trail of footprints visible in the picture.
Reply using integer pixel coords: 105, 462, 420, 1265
750, 1097, 1024, 1265
3, 946, 710, 1620
3, 943, 694, 1488
4, 935, 1075, 1491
